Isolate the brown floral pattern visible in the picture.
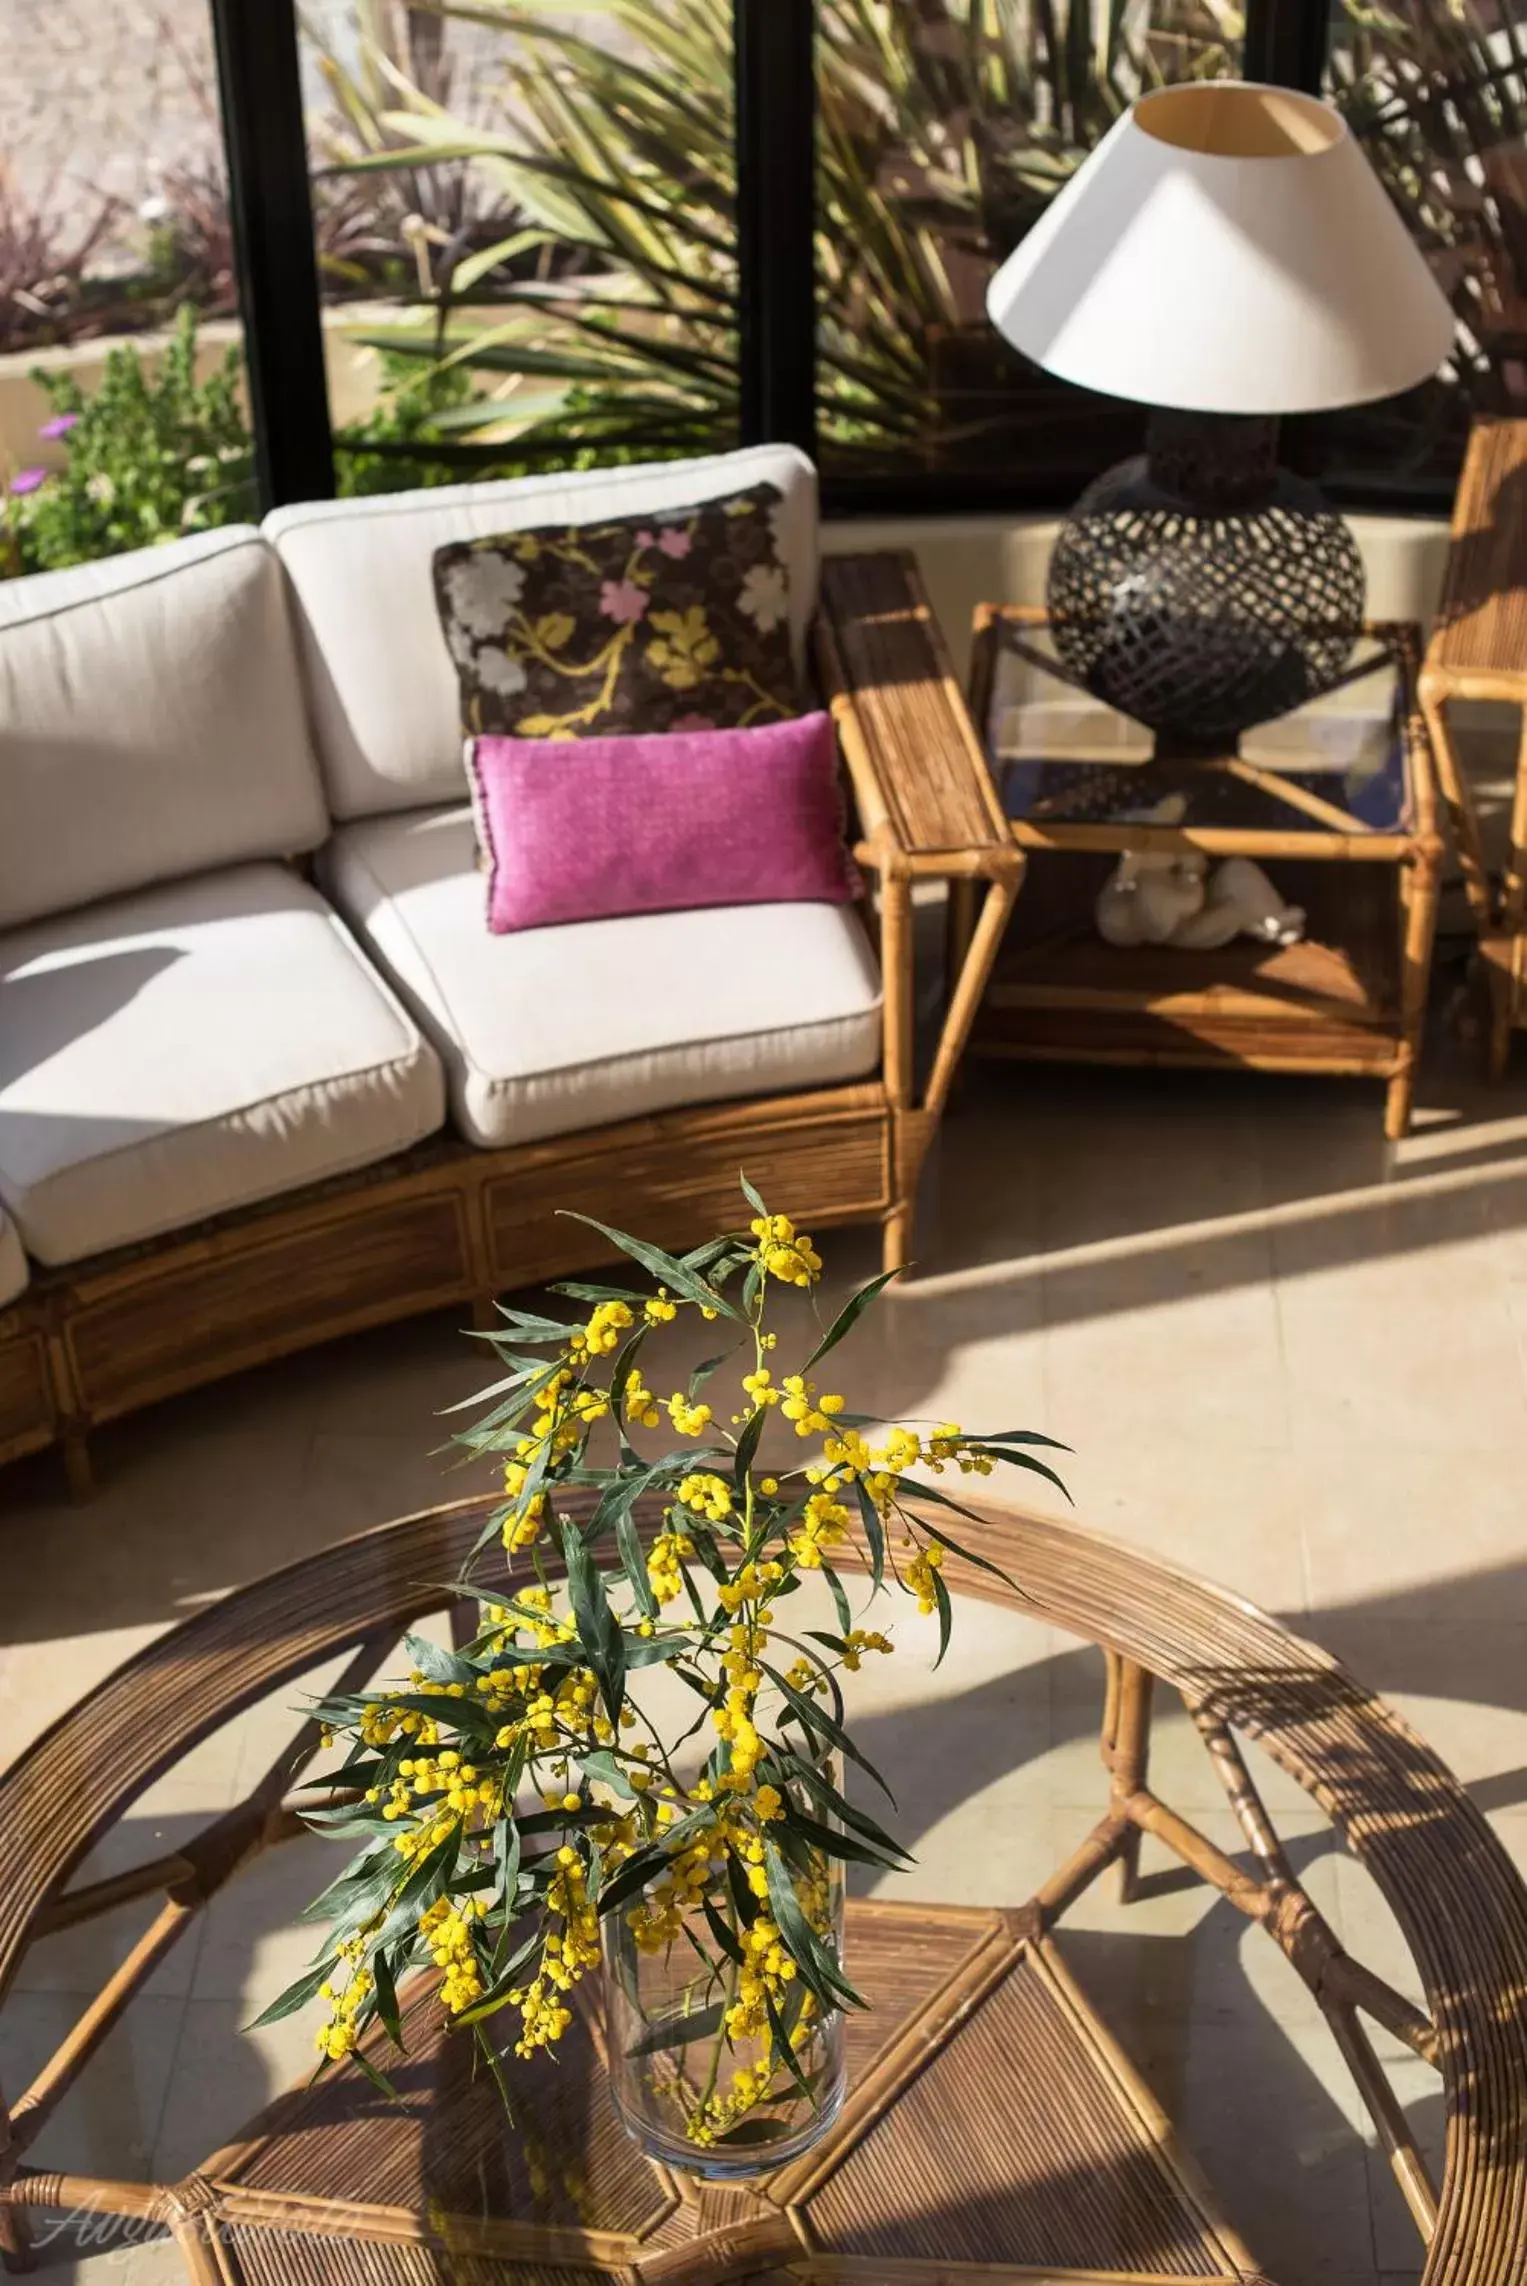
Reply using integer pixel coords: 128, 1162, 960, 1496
432, 482, 800, 741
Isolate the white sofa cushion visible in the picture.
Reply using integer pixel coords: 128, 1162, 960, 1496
0, 864, 446, 1267
265, 448, 819, 822
0, 1206, 25, 1308
320, 807, 882, 1151
0, 527, 329, 931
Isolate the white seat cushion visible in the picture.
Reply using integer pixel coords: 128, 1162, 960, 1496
320, 807, 883, 1151
0, 865, 446, 1267
265, 447, 819, 822
0, 1206, 25, 1307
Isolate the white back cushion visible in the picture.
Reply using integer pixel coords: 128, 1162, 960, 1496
0, 527, 329, 930
265, 447, 819, 821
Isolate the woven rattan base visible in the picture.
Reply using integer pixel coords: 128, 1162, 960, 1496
193, 1900, 1248, 2286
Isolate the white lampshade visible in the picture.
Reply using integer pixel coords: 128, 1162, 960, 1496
986, 81, 1455, 416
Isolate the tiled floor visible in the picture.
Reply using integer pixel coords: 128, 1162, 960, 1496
6, 1019, 1527, 2284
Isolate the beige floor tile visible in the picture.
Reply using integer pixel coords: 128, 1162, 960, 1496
1274, 1218, 1527, 1453
13, 1778, 230, 2002
1042, 1237, 1289, 1457
0, 1990, 184, 2182
150, 1998, 330, 2186
1299, 1443, 1527, 1623
187, 1828, 357, 2008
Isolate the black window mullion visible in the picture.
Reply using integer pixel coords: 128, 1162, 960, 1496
734, 0, 817, 458
1242, 0, 1328, 91
209, 0, 335, 510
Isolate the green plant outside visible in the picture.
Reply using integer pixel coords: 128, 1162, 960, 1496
3, 306, 253, 576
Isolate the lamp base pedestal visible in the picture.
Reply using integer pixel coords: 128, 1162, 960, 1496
1046, 410, 1366, 751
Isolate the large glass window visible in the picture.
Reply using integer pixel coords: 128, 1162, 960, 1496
1325, 0, 1527, 492
300, 0, 740, 496
1, 0, 251, 572
814, 0, 1243, 497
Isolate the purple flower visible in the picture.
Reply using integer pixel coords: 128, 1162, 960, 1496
8, 467, 48, 496
37, 413, 79, 441
600, 577, 650, 626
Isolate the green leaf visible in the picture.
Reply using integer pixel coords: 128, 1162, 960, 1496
615, 1504, 660, 1621
972, 1429, 1074, 1451
764, 1984, 816, 2106
579, 1748, 639, 1799
247, 1955, 334, 2030
903, 1485, 1031, 1596
738, 1172, 769, 1220
454, 1929, 542, 2026
821, 1563, 853, 1636
557, 1211, 737, 1317
609, 1321, 652, 1445
803, 1268, 900, 1370
733, 1402, 767, 1496
852, 1479, 886, 1593
402, 1632, 475, 1686
780, 1804, 904, 1871
561, 1516, 627, 1725
761, 1663, 895, 1805
763, 1841, 862, 2012
489, 1306, 573, 1342
596, 1809, 715, 1918
931, 1568, 953, 1670
350, 2047, 400, 2102
550, 1280, 647, 1303
701, 1893, 745, 1964
771, 1751, 913, 1863
960, 1445, 1073, 1500
594, 1839, 670, 1919
688, 1345, 739, 1400
625, 1996, 729, 2057
372, 1947, 405, 2051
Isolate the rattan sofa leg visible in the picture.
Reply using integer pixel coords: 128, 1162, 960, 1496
61, 1429, 93, 1504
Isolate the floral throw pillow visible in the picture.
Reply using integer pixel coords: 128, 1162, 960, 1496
432, 481, 800, 742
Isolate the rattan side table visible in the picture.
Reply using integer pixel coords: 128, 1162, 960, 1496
3, 1494, 1525, 2284
963, 608, 1443, 1137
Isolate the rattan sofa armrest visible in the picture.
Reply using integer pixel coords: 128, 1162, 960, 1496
815, 549, 1017, 881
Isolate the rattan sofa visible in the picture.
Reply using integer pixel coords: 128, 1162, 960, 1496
0, 447, 1018, 1492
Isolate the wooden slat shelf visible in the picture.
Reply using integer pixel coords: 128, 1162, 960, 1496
973, 853, 1401, 1074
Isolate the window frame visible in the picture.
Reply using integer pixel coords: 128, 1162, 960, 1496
214, 0, 1452, 521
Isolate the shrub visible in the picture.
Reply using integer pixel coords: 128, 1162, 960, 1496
7, 304, 254, 574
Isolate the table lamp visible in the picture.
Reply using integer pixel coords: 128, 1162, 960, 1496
986, 81, 1455, 754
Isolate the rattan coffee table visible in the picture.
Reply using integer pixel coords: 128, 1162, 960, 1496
3, 1495, 1525, 2284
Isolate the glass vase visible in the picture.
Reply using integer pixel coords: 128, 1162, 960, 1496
601, 1804, 847, 2178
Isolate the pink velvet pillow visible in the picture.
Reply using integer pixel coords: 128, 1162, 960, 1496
468, 712, 859, 933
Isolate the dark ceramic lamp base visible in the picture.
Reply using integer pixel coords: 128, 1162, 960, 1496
1047, 409, 1366, 755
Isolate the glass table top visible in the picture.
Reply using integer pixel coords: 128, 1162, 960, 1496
980, 617, 1414, 837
